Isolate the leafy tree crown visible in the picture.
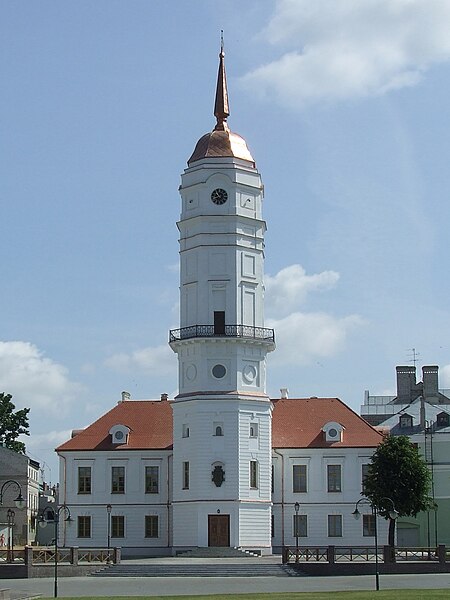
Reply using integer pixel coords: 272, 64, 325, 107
0, 393, 30, 454
364, 434, 432, 519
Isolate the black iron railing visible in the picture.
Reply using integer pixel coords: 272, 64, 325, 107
169, 324, 275, 343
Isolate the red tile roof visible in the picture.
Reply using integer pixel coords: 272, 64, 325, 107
56, 400, 173, 452
272, 397, 383, 448
56, 396, 382, 453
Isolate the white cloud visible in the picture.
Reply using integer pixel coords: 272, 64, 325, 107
0, 341, 83, 414
266, 264, 339, 317
241, 0, 450, 108
104, 344, 176, 375
265, 263, 362, 365
267, 311, 363, 366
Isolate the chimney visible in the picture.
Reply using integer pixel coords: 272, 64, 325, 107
422, 365, 439, 401
280, 388, 289, 399
396, 366, 416, 402
161, 393, 168, 401
120, 391, 131, 403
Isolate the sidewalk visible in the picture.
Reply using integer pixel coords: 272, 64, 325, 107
2, 570, 450, 598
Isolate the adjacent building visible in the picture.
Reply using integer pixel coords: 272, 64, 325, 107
361, 365, 450, 546
0, 446, 40, 546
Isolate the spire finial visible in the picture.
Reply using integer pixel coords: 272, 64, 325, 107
214, 30, 230, 131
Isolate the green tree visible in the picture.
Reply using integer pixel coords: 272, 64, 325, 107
363, 435, 433, 546
0, 393, 30, 454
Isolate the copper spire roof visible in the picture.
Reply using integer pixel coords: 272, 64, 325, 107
213, 34, 230, 132
188, 38, 255, 166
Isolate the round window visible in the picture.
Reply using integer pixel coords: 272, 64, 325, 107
328, 428, 338, 438
115, 430, 124, 440
212, 364, 227, 379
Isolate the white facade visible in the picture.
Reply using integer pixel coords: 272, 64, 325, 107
57, 50, 384, 557
272, 447, 389, 551
60, 449, 172, 552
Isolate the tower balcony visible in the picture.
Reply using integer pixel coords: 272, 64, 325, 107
169, 324, 275, 344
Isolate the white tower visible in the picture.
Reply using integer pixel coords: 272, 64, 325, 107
169, 44, 275, 554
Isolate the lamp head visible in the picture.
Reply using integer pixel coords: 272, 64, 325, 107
294, 502, 300, 512
14, 493, 25, 510
352, 507, 361, 520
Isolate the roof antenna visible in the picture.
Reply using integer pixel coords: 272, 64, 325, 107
221, 29, 224, 55
407, 348, 420, 368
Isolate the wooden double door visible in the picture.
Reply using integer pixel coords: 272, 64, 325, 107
208, 514, 230, 547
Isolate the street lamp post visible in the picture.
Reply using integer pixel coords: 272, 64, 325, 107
39, 505, 72, 598
294, 502, 300, 562
0, 479, 26, 509
1, 479, 25, 563
352, 496, 398, 591
6, 508, 15, 563
106, 504, 112, 563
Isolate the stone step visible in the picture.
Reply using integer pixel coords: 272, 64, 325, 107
176, 547, 260, 558
92, 563, 299, 578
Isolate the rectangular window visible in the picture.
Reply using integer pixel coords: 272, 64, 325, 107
362, 464, 370, 493
182, 461, 189, 489
182, 424, 190, 438
250, 460, 258, 489
214, 311, 225, 335
249, 422, 258, 437
145, 466, 159, 494
293, 514, 308, 537
77, 516, 91, 538
363, 514, 376, 537
145, 515, 159, 538
78, 466, 91, 494
327, 464, 342, 492
328, 514, 342, 537
111, 515, 125, 538
271, 514, 275, 538
293, 465, 307, 493
111, 466, 125, 494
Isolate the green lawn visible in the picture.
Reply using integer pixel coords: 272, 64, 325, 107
39, 591, 450, 600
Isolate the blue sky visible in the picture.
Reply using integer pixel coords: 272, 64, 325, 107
2, 0, 450, 480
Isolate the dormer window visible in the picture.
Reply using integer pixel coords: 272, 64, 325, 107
399, 414, 413, 428
436, 412, 449, 428
322, 422, 344, 443
109, 424, 130, 445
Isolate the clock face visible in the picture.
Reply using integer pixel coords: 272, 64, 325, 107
211, 188, 228, 205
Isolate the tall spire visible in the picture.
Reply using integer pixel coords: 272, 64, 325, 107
214, 31, 230, 131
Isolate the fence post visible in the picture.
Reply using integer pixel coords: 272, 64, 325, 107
113, 547, 121, 564
24, 545, 33, 578
70, 546, 79, 566
24, 545, 33, 565
327, 545, 335, 564
282, 546, 288, 564
383, 545, 394, 563
437, 545, 446, 564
